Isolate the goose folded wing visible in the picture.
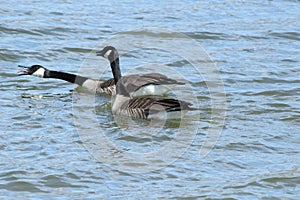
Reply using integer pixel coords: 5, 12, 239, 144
121, 73, 185, 94
99, 78, 115, 88
123, 97, 195, 114
153, 98, 195, 112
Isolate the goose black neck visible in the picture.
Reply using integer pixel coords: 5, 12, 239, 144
45, 70, 89, 86
116, 80, 130, 97
109, 58, 128, 96
110, 58, 121, 84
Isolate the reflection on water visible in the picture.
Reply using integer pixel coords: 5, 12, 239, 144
1, 0, 300, 199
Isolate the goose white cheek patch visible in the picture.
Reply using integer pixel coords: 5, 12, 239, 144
104, 50, 112, 59
32, 68, 45, 78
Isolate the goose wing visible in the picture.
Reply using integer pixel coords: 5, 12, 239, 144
121, 73, 185, 93
99, 73, 183, 90
123, 96, 196, 117
99, 78, 115, 88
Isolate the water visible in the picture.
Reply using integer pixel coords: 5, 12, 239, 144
1, 0, 299, 199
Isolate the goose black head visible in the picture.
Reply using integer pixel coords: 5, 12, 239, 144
96, 46, 119, 62
18, 65, 47, 77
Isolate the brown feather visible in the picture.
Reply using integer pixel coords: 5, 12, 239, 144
119, 96, 196, 118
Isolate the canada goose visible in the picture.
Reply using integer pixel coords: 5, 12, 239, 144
108, 63, 197, 119
18, 64, 116, 95
18, 47, 184, 96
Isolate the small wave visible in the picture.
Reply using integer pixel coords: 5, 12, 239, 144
63, 47, 93, 53
0, 51, 27, 62
0, 181, 44, 192
187, 31, 232, 40
269, 31, 300, 41
0, 25, 42, 36
41, 175, 84, 188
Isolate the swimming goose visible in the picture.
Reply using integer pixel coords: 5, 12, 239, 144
18, 64, 116, 95
110, 65, 197, 120
18, 47, 184, 96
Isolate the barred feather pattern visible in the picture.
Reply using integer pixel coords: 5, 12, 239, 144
96, 78, 116, 95
96, 85, 116, 96
115, 96, 195, 119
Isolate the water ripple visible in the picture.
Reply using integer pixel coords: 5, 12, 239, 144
1, 0, 300, 199
270, 31, 300, 41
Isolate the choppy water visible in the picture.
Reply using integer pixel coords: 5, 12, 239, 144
1, 0, 300, 199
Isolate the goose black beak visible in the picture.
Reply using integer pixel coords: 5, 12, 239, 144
17, 65, 30, 76
96, 50, 104, 57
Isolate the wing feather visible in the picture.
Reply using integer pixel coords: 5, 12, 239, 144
121, 96, 196, 118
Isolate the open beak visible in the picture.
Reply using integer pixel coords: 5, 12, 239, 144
17, 65, 30, 76
96, 50, 104, 57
